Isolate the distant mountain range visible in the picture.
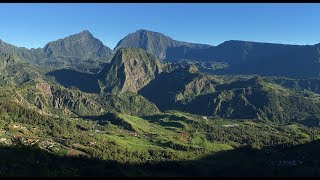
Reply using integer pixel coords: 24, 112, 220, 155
1, 29, 320, 78
172, 40, 320, 78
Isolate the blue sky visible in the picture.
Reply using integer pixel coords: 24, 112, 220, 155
0, 3, 320, 49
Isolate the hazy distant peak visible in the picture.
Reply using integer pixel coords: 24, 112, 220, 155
42, 30, 111, 59
115, 29, 212, 60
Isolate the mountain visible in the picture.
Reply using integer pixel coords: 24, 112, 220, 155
38, 30, 113, 73
97, 48, 165, 94
114, 29, 212, 60
0, 31, 113, 73
43, 30, 111, 59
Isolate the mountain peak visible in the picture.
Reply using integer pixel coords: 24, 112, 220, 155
135, 29, 162, 35
65, 30, 95, 41
81, 30, 91, 34
43, 30, 111, 59
136, 29, 148, 33
77, 30, 92, 36
115, 29, 212, 60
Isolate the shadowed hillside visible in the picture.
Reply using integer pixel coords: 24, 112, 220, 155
1, 140, 320, 176
47, 69, 100, 94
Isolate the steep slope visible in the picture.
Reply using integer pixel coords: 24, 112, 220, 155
0, 52, 43, 85
139, 64, 217, 110
114, 29, 212, 60
101, 92, 160, 116
97, 48, 165, 94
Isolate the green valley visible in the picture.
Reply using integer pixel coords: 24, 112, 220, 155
0, 24, 320, 176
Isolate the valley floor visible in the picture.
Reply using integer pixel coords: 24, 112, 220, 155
1, 110, 320, 176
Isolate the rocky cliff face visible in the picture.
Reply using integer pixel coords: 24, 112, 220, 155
98, 48, 164, 94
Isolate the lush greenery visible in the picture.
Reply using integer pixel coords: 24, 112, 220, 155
1, 101, 320, 176
1, 30, 320, 176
